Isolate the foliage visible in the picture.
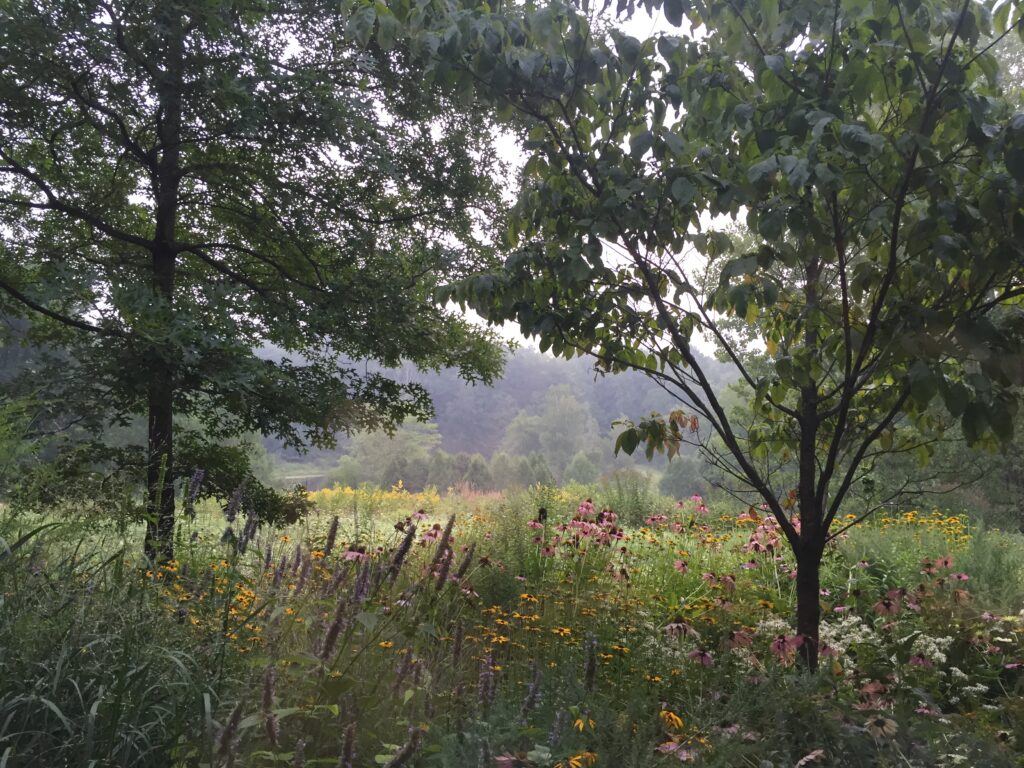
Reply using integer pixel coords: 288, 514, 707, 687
3, 491, 1022, 767
0, 520, 228, 766
405, 0, 1024, 666
0, 0, 505, 556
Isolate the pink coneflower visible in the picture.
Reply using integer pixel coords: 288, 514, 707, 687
856, 560, 870, 568
873, 598, 900, 616
819, 643, 838, 658
770, 634, 802, 663
865, 716, 898, 739
740, 559, 758, 570
656, 741, 698, 762
935, 555, 954, 569
909, 655, 932, 668
527, 520, 544, 530
673, 560, 689, 574
725, 629, 753, 649
664, 617, 699, 640
950, 572, 970, 581
688, 648, 714, 666
412, 509, 428, 521
342, 548, 368, 562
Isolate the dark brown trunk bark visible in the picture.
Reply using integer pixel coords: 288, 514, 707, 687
143, 1, 183, 563
794, 255, 824, 670
144, 347, 175, 562
796, 543, 823, 671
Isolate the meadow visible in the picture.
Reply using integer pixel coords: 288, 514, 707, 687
1, 484, 1023, 768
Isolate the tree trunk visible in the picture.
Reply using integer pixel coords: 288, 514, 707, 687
796, 543, 823, 671
144, 353, 175, 563
144, 0, 183, 563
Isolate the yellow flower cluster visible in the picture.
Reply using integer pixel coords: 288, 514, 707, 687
307, 483, 441, 512
876, 509, 970, 547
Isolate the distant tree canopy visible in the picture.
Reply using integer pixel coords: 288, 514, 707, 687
0, 0, 504, 558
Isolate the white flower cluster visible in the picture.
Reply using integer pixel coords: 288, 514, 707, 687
754, 616, 792, 636
910, 634, 954, 665
948, 665, 969, 681
819, 614, 880, 653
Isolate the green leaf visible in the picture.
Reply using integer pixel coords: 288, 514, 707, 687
663, 0, 685, 27
630, 130, 654, 158
670, 176, 696, 204
614, 428, 640, 456
356, 611, 379, 631
764, 54, 785, 74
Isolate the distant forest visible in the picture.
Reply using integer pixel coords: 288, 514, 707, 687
0, 317, 734, 499
261, 344, 736, 495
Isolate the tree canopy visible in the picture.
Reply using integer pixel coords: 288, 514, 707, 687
380, 0, 1024, 667
0, 0, 504, 557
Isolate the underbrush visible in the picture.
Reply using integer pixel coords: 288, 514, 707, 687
0, 493, 1022, 767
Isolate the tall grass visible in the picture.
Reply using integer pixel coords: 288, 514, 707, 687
0, 518, 229, 767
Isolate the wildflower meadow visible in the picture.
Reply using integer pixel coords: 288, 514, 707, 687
2, 485, 1022, 767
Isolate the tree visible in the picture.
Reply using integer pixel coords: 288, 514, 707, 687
659, 453, 712, 500
462, 453, 493, 490
0, 0, 504, 558
564, 450, 600, 484
412, 0, 1024, 669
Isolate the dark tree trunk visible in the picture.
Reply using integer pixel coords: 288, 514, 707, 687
143, 1, 183, 563
144, 350, 175, 562
794, 254, 824, 671
796, 542, 823, 671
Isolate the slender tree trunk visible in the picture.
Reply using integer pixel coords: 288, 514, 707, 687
144, 0, 183, 563
795, 540, 823, 671
144, 339, 175, 562
793, 254, 824, 670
